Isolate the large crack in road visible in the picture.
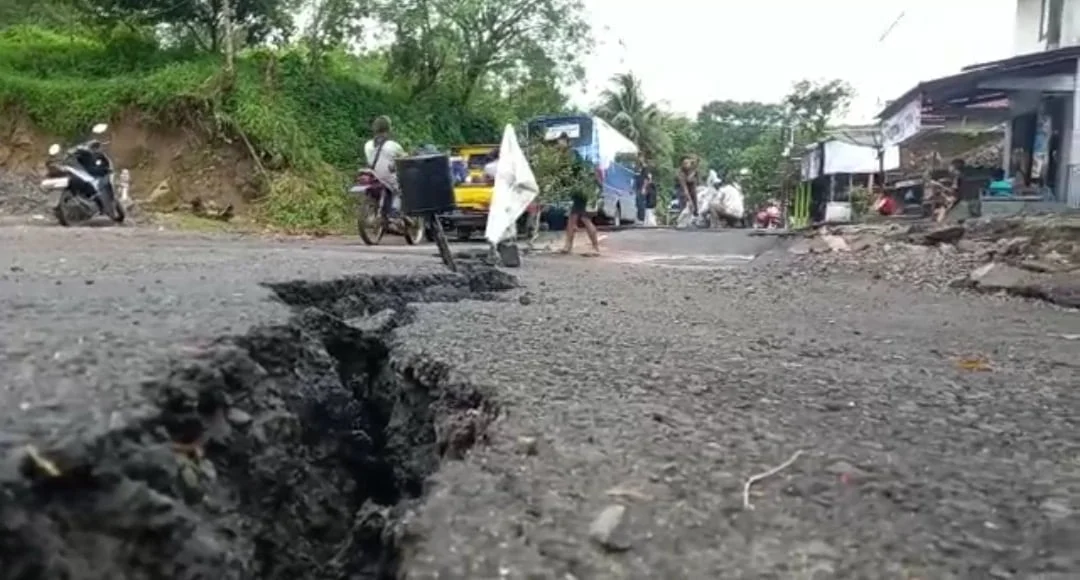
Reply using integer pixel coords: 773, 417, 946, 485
0, 268, 518, 579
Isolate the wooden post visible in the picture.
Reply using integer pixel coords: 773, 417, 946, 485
877, 146, 885, 193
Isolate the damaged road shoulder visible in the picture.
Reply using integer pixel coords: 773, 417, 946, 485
0, 268, 518, 579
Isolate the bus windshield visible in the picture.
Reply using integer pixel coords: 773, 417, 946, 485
527, 116, 594, 148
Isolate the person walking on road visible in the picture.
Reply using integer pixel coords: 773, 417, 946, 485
556, 133, 601, 256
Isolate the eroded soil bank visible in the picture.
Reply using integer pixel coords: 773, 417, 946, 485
0, 268, 517, 579
0, 110, 258, 219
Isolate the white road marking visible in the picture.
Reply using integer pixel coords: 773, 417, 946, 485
607, 253, 756, 265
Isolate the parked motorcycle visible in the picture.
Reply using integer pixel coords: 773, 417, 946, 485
40, 123, 125, 226
351, 169, 425, 245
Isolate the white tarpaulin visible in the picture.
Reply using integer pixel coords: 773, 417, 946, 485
882, 97, 921, 147
822, 140, 900, 175
485, 124, 539, 244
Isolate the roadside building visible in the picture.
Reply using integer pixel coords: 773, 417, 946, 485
878, 0, 1080, 210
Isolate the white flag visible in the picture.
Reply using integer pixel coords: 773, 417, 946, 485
484, 124, 539, 244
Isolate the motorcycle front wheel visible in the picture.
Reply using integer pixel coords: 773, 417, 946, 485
401, 216, 425, 245
54, 190, 92, 227
357, 195, 384, 245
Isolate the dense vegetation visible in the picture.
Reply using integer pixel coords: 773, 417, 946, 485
0, 0, 857, 229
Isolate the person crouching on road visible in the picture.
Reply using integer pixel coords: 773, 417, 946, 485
556, 133, 601, 256
705, 172, 745, 228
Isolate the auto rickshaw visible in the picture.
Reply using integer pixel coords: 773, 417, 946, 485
445, 144, 540, 241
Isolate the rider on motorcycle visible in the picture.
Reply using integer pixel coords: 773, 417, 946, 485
363, 116, 406, 211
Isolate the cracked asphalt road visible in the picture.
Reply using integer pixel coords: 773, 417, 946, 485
3, 223, 1080, 579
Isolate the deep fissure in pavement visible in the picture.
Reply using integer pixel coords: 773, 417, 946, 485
0, 269, 518, 579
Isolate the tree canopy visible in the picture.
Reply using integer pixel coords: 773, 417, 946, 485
1, 0, 859, 220
590, 73, 856, 208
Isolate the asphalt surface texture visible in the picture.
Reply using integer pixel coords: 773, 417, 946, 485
0, 220, 1078, 579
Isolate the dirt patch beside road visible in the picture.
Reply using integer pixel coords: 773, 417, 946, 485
783, 215, 1080, 308
0, 109, 259, 217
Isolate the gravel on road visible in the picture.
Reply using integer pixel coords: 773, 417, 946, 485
1, 224, 1079, 579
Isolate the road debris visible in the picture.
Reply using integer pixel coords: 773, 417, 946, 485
605, 485, 653, 502
956, 357, 993, 372
588, 504, 633, 552
786, 215, 1080, 308
22, 445, 61, 478
743, 450, 804, 510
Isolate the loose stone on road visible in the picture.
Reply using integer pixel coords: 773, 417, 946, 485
1, 223, 1078, 579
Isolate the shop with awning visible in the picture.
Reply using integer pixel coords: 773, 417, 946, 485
797, 135, 901, 223
878, 45, 1080, 209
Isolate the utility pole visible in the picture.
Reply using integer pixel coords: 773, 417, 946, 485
873, 9, 906, 195
222, 0, 236, 80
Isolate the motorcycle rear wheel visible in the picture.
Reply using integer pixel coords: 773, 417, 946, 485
357, 196, 384, 245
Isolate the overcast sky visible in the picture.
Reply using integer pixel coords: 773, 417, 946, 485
573, 0, 1017, 122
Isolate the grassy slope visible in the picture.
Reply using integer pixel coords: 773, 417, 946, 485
0, 26, 505, 231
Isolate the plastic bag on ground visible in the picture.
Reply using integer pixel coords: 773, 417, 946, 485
717, 183, 744, 218
675, 186, 713, 229
674, 206, 695, 228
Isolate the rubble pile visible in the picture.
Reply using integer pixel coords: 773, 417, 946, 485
785, 214, 1080, 308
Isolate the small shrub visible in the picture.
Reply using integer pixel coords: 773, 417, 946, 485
526, 139, 599, 205
849, 185, 873, 217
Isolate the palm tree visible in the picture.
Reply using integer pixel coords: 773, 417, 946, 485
594, 72, 670, 158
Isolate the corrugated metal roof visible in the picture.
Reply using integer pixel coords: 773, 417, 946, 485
878, 45, 1080, 120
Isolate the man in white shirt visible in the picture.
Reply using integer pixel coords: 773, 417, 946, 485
362, 116, 406, 194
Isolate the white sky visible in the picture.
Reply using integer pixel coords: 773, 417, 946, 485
574, 0, 1017, 122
